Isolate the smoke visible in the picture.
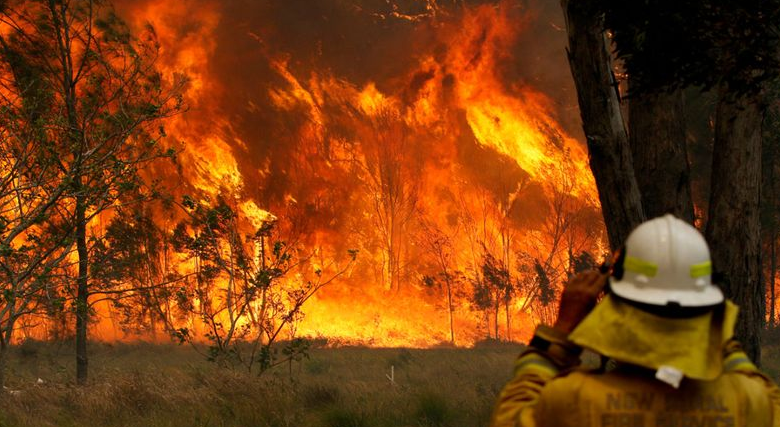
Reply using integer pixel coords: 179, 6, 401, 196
120, 0, 580, 195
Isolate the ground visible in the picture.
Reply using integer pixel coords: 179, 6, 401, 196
2, 339, 780, 427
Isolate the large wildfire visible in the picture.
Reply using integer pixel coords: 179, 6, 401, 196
24, 0, 605, 347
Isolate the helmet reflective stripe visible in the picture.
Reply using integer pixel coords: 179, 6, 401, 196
623, 256, 658, 277
610, 214, 724, 307
690, 261, 712, 278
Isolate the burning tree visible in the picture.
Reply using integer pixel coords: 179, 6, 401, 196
356, 106, 421, 292
90, 206, 187, 339
418, 217, 461, 344
475, 252, 513, 340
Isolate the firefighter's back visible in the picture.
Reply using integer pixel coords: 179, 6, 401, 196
537, 367, 774, 427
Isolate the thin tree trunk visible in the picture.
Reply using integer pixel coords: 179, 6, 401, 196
561, 0, 645, 249
505, 298, 511, 341
705, 92, 763, 364
75, 193, 89, 385
446, 281, 454, 344
494, 302, 500, 340
484, 312, 490, 339
629, 90, 694, 223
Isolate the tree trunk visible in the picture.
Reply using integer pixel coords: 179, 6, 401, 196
75, 193, 89, 385
629, 90, 694, 223
561, 0, 645, 249
494, 302, 499, 340
446, 281, 455, 344
484, 312, 490, 339
705, 92, 763, 364
763, 126, 777, 328
505, 298, 511, 341
771, 235, 776, 327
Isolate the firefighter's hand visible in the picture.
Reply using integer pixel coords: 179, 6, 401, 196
553, 270, 608, 334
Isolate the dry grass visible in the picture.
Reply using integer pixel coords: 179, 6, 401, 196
0, 340, 520, 427
4, 339, 780, 427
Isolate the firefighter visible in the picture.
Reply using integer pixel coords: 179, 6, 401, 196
490, 214, 780, 427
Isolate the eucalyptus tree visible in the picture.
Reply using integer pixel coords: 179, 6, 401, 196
0, 0, 185, 384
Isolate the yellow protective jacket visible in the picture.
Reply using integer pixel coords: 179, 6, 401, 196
490, 345, 780, 427
490, 296, 780, 427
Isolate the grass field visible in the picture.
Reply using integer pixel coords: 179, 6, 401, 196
0, 340, 523, 427
3, 339, 780, 427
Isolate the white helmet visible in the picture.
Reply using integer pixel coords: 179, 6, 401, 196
610, 214, 724, 307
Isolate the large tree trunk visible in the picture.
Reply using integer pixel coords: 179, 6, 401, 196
75, 194, 89, 385
561, 0, 645, 249
629, 90, 694, 223
705, 93, 763, 364
765, 133, 778, 328
771, 235, 776, 327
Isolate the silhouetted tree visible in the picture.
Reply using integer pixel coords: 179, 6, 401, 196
171, 197, 356, 373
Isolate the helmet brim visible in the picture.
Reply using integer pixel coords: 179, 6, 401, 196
610, 278, 724, 307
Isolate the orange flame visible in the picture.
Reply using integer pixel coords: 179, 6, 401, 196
40, 0, 606, 346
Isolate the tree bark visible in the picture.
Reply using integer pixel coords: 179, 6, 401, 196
705, 93, 763, 364
561, 0, 645, 249
629, 90, 694, 223
763, 127, 777, 328
75, 193, 89, 385
771, 234, 776, 327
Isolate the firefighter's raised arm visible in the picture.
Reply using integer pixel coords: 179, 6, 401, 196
489, 270, 607, 427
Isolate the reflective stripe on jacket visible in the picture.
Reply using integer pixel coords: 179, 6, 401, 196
490, 348, 780, 427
